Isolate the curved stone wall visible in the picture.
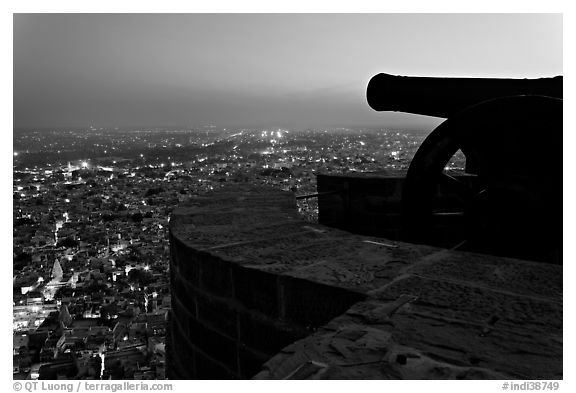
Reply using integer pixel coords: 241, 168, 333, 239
168, 187, 366, 379
168, 185, 562, 379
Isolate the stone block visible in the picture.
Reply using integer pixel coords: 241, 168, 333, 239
172, 280, 196, 320
194, 350, 238, 380
233, 266, 279, 317
198, 251, 233, 297
172, 236, 201, 286
238, 312, 306, 355
370, 275, 562, 329
196, 292, 238, 339
187, 317, 238, 370
280, 276, 365, 327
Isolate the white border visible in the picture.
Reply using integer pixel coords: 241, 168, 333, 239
4, 2, 573, 391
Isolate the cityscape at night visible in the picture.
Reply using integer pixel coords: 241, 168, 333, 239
13, 126, 463, 379
12, 12, 563, 384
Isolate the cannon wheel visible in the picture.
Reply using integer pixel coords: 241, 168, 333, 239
401, 95, 562, 262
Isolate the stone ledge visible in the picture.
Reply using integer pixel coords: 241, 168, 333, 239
169, 184, 562, 379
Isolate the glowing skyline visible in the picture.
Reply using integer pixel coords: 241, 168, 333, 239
14, 14, 562, 130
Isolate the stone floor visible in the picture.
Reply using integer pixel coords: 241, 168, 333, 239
171, 185, 562, 379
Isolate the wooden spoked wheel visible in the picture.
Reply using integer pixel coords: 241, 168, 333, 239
401, 95, 562, 263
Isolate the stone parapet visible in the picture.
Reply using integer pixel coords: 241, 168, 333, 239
169, 185, 562, 379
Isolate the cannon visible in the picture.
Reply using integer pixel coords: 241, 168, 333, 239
367, 73, 563, 263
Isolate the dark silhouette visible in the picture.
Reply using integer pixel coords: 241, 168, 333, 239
366, 73, 562, 117
367, 73, 563, 263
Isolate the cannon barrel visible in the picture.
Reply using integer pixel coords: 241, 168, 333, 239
367, 73, 562, 118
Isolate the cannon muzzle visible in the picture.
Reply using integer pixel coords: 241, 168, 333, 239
367, 73, 562, 118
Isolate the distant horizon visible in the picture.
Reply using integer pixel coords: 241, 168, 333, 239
12, 122, 440, 132
14, 14, 561, 131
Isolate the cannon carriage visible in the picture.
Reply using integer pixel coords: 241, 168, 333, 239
367, 73, 563, 263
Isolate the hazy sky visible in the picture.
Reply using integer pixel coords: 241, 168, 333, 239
13, 13, 562, 130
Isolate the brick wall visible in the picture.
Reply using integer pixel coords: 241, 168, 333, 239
168, 233, 365, 379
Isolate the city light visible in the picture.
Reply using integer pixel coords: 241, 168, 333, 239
13, 126, 435, 380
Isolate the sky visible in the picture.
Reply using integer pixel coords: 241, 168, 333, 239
13, 13, 562, 130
